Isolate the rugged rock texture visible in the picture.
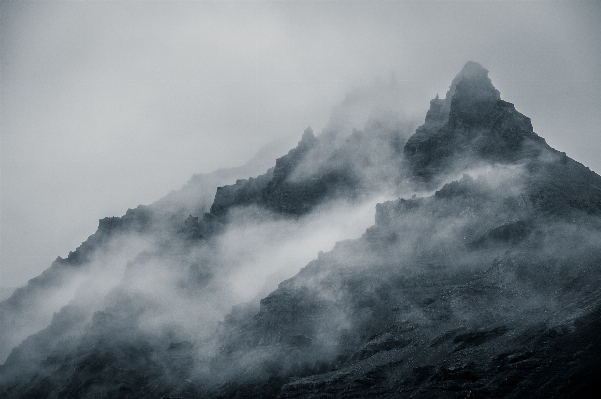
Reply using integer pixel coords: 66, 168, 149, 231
207, 63, 601, 397
0, 76, 412, 394
206, 165, 601, 397
405, 62, 546, 181
0, 209, 149, 364
181, 120, 409, 239
3, 62, 601, 398
209, 121, 408, 220
0, 139, 297, 364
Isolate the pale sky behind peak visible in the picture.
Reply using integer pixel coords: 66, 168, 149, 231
1, 0, 600, 287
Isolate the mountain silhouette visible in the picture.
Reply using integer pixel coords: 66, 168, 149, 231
2, 62, 601, 398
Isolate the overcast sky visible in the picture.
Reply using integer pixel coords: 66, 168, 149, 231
1, 0, 600, 288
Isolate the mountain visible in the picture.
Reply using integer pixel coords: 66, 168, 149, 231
0, 136, 300, 364
2, 62, 601, 398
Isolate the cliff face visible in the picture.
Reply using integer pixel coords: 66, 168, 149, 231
0, 78, 412, 394
405, 62, 546, 181
0, 208, 151, 365
216, 172, 601, 398
209, 120, 409, 219
3, 62, 601, 399
208, 128, 325, 218
207, 63, 601, 397
0, 138, 297, 364
184, 120, 408, 238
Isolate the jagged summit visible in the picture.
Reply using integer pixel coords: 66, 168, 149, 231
449, 61, 501, 126
445, 61, 501, 101
405, 61, 545, 180
4, 64, 601, 399
421, 62, 498, 128
451, 61, 495, 89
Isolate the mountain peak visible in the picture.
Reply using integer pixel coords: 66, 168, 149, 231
420, 62, 499, 129
4, 62, 601, 399
443, 61, 499, 103
405, 62, 544, 180
457, 61, 489, 80
448, 61, 501, 127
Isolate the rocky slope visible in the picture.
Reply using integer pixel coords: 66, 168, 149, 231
0, 137, 298, 364
206, 63, 601, 398
0, 75, 413, 395
2, 62, 601, 398
404, 61, 546, 183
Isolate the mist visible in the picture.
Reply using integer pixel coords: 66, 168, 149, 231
1, 8, 601, 390
0, 82, 413, 370
2, 0, 601, 289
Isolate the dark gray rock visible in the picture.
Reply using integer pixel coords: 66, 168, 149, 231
4, 62, 601, 399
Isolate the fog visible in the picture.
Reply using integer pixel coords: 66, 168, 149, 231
2, 12, 601, 389
0, 231, 155, 363
112, 195, 395, 346
2, 0, 601, 291
0, 79, 414, 366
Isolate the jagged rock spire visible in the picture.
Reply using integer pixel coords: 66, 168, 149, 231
405, 61, 544, 180
421, 62, 500, 128
446, 61, 499, 100
448, 62, 501, 126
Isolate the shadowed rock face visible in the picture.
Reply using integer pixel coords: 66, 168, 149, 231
209, 128, 331, 217
0, 138, 299, 364
3, 62, 601, 399
209, 121, 408, 220
448, 61, 501, 126
405, 62, 545, 181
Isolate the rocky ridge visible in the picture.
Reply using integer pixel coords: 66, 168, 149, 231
2, 62, 601, 398
0, 74, 412, 394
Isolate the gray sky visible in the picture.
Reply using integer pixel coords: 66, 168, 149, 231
1, 0, 600, 288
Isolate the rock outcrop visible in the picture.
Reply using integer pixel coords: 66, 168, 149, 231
405, 62, 546, 181
3, 62, 601, 399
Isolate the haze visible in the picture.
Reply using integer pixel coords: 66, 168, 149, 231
1, 0, 600, 288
